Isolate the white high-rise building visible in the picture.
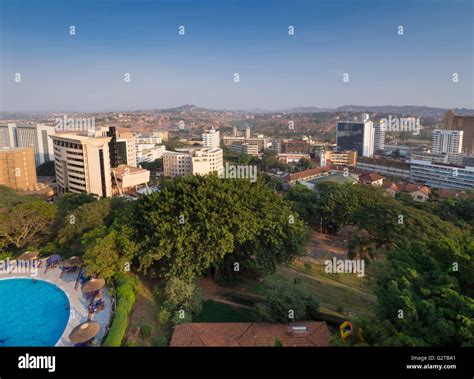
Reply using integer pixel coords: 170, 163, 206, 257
363, 120, 375, 157
373, 123, 386, 152
432, 129, 463, 155
202, 128, 220, 149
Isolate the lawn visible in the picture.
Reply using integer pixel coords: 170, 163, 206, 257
231, 261, 377, 319
197, 300, 257, 323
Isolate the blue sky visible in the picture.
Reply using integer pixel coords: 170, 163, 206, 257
0, 0, 472, 112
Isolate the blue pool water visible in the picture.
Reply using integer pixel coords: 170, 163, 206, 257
0, 278, 70, 346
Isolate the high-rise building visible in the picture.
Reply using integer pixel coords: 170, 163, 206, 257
373, 124, 386, 152
444, 110, 474, 154
336, 121, 374, 157
0, 147, 37, 190
202, 128, 220, 149
51, 134, 113, 197
0, 123, 56, 165
432, 129, 463, 155
106, 127, 137, 168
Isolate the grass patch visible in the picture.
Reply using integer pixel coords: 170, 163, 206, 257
197, 301, 257, 323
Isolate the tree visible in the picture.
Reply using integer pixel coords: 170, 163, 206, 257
0, 200, 56, 251
256, 277, 319, 322
162, 277, 203, 318
133, 174, 308, 282
357, 238, 474, 346
82, 225, 139, 281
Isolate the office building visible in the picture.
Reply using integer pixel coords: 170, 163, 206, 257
410, 154, 474, 190
163, 148, 223, 178
323, 150, 357, 166
336, 121, 374, 158
228, 143, 259, 157
51, 134, 113, 197
432, 129, 463, 155
202, 128, 220, 149
137, 145, 165, 164
106, 127, 137, 168
373, 124, 386, 152
0, 123, 56, 165
0, 147, 37, 190
444, 110, 474, 154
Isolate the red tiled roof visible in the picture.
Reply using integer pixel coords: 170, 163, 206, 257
170, 322, 330, 347
285, 167, 332, 182
359, 173, 385, 182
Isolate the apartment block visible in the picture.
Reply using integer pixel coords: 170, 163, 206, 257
0, 147, 37, 190
432, 129, 463, 155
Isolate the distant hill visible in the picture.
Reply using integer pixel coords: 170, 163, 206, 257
336, 105, 474, 117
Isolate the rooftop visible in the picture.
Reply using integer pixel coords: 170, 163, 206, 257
170, 322, 330, 347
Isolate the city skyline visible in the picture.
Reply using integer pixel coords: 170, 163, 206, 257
1, 0, 473, 112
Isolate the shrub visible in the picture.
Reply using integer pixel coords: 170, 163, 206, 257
158, 308, 170, 325
102, 275, 137, 346
140, 324, 153, 339
153, 335, 170, 347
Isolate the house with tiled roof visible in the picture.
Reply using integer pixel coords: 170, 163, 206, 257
170, 322, 330, 347
381, 180, 431, 202
358, 172, 385, 186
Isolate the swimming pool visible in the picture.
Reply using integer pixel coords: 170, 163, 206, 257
0, 278, 70, 346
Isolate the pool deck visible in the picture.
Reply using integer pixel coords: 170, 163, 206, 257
0, 259, 113, 347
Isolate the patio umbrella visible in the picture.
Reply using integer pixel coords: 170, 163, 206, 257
69, 321, 100, 343
82, 278, 106, 293
46, 255, 61, 266
17, 251, 38, 260
63, 256, 83, 268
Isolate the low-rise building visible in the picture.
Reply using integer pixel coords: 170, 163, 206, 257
163, 147, 223, 178
278, 153, 310, 164
170, 322, 330, 347
356, 157, 410, 179
359, 172, 385, 186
